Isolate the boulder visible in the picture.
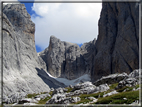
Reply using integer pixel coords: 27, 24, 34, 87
103, 90, 118, 97
46, 93, 80, 104
74, 81, 94, 90
52, 87, 65, 96
35, 93, 50, 99
98, 84, 110, 92
116, 77, 138, 89
94, 72, 128, 86
18, 98, 38, 104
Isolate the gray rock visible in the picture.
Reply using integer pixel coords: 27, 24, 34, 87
52, 87, 68, 96
1, 4, 65, 103
50, 88, 54, 92
18, 98, 38, 104
69, 85, 74, 89
80, 86, 96, 94
52, 87, 64, 95
74, 81, 94, 90
103, 90, 118, 97
88, 97, 96, 101
116, 77, 138, 89
94, 72, 128, 86
128, 69, 142, 83
35, 93, 50, 99
2, 4, 50, 97
71, 97, 81, 103
92, 2, 139, 82
46, 93, 80, 104
98, 84, 110, 92
39, 36, 96, 80
128, 69, 140, 78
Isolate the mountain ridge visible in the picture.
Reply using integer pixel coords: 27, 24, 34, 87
1, 2, 139, 104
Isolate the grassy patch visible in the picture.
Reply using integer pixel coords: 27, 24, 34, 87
65, 87, 73, 93
73, 92, 105, 104
49, 91, 53, 96
95, 90, 139, 104
116, 86, 128, 92
116, 86, 133, 92
40, 92, 48, 94
26, 93, 40, 98
135, 84, 140, 89
109, 83, 118, 90
37, 96, 51, 104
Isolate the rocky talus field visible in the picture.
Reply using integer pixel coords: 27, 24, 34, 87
0, 1, 141, 106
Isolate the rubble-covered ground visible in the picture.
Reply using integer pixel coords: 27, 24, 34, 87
3, 69, 141, 106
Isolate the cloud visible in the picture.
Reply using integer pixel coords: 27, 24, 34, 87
31, 3, 102, 50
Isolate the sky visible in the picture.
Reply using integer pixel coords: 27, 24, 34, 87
4, 0, 102, 52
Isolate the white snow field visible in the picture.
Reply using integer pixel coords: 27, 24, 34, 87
46, 72, 91, 86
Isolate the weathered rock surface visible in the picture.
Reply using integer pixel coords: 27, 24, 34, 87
92, 2, 139, 81
39, 36, 96, 80
116, 77, 138, 89
1, 4, 65, 103
94, 72, 128, 86
116, 69, 141, 89
35, 93, 51, 99
103, 90, 118, 97
46, 93, 80, 104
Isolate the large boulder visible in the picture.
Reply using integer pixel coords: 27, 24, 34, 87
46, 93, 80, 104
94, 72, 128, 86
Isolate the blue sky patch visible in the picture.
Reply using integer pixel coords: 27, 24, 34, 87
36, 45, 44, 53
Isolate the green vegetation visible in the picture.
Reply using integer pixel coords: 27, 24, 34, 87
95, 90, 139, 104
73, 92, 105, 104
26, 83, 141, 105
26, 93, 40, 98
49, 91, 53, 96
37, 96, 51, 104
65, 87, 73, 93
116, 86, 133, 92
40, 92, 48, 94
135, 84, 140, 89
109, 83, 118, 90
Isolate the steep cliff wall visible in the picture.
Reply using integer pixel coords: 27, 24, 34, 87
1, 4, 65, 98
92, 2, 139, 81
39, 36, 96, 80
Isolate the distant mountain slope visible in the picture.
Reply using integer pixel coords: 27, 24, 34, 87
39, 36, 96, 80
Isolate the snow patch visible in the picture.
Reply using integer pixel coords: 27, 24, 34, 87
46, 72, 91, 86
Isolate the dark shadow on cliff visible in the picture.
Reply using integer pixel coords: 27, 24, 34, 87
36, 68, 66, 89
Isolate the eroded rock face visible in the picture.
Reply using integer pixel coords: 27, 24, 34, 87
94, 72, 128, 86
3, 4, 35, 40
39, 36, 96, 80
1, 4, 65, 101
92, 2, 139, 81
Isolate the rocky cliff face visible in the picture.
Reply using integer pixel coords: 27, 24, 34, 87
39, 2, 139, 82
1, 2, 139, 100
39, 36, 96, 80
92, 2, 139, 81
1, 4, 65, 98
